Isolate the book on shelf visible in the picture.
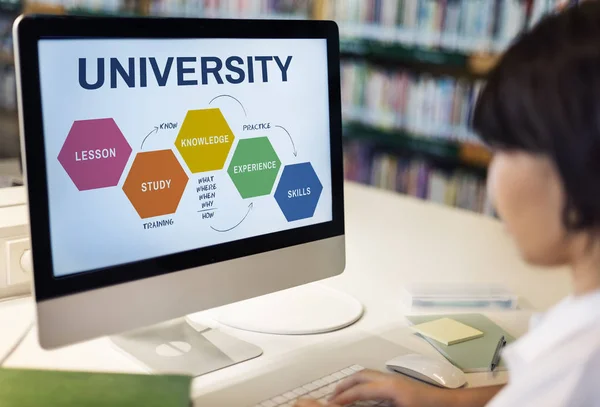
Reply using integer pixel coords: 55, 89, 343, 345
428, 170, 446, 204
341, 60, 484, 145
529, 0, 580, 28
496, 0, 527, 49
325, 0, 530, 54
149, 0, 310, 18
344, 140, 493, 215
29, 0, 128, 13
0, 16, 16, 112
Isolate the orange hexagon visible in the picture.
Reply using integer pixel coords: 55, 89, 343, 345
123, 150, 189, 219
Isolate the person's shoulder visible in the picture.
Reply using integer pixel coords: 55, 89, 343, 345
582, 342, 600, 372
569, 335, 600, 406
556, 320, 600, 360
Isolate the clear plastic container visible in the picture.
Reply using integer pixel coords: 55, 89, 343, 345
402, 283, 518, 310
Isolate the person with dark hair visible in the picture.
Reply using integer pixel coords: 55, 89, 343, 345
294, 2, 600, 406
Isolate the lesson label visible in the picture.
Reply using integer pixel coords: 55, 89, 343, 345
58, 118, 132, 191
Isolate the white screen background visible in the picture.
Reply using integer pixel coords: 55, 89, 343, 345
38, 38, 332, 277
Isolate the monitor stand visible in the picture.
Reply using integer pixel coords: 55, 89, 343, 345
208, 283, 364, 335
110, 318, 263, 377
110, 284, 362, 376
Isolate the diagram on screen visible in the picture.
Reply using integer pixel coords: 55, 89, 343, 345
57, 94, 324, 231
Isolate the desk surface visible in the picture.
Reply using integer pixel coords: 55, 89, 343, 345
0, 182, 572, 400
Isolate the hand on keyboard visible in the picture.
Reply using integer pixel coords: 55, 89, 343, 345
255, 365, 392, 407
291, 368, 449, 407
292, 399, 341, 407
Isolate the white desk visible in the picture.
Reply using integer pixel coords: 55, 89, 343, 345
0, 182, 572, 402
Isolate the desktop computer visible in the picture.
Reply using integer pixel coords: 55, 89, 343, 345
13, 15, 360, 376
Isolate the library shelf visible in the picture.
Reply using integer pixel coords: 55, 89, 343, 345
343, 121, 490, 171
0, 0, 20, 13
67, 7, 140, 17
0, 107, 19, 158
0, 51, 13, 65
23, 2, 65, 14
23, 3, 142, 16
340, 38, 499, 76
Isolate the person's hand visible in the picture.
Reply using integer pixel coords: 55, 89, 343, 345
294, 369, 498, 407
329, 369, 448, 407
293, 399, 340, 407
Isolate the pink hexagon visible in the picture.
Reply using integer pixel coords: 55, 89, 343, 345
58, 118, 132, 191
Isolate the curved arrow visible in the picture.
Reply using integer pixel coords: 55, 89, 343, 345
140, 126, 159, 150
209, 94, 248, 117
274, 125, 297, 157
210, 202, 253, 232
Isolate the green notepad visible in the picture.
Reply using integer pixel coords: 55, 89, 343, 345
407, 314, 515, 373
0, 368, 192, 407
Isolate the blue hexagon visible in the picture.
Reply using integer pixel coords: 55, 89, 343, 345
274, 162, 323, 222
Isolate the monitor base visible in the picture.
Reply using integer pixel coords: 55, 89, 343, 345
110, 318, 262, 377
209, 283, 364, 335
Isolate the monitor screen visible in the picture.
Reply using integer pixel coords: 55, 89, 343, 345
37, 38, 332, 277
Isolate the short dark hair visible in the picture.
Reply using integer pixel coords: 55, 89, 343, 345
473, 1, 600, 231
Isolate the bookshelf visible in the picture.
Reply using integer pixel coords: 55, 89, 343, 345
344, 122, 489, 171
0, 50, 12, 64
308, 0, 503, 214
0, 0, 577, 213
342, 39, 468, 70
0, 0, 146, 159
314, 0, 584, 215
341, 38, 499, 77
0, 0, 21, 14
0, 0, 17, 159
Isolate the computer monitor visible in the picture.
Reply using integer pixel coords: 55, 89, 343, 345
13, 15, 346, 366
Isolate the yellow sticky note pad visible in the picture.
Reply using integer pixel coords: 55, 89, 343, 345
412, 317, 484, 345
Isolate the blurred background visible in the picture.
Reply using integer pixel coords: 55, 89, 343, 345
0, 0, 580, 209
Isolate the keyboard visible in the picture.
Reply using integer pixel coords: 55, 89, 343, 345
253, 365, 392, 407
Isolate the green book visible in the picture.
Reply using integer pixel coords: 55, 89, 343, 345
406, 313, 516, 373
0, 368, 192, 407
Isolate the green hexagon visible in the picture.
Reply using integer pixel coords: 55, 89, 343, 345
228, 137, 281, 199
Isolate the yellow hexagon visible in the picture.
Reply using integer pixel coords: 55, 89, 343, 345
175, 108, 235, 173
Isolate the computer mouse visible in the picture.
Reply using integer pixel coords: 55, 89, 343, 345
385, 354, 467, 389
